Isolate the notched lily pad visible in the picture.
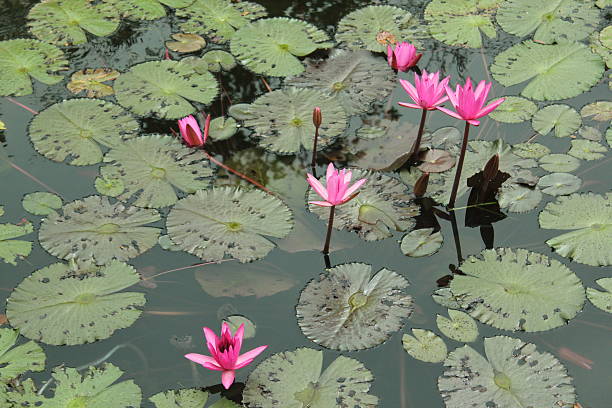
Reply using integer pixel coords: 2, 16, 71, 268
587, 278, 612, 313
402, 329, 447, 363
436, 309, 478, 343
488, 96, 538, 123
512, 142, 550, 159
0, 328, 45, 382
22, 192, 62, 216
166, 33, 206, 53
568, 139, 607, 160
209, 117, 238, 141
103, 0, 193, 21
0, 221, 33, 266
532, 104, 582, 138
498, 183, 542, 213
149, 388, 209, 408
201, 50, 236, 72
537, 173, 582, 196
400, 227, 443, 257
539, 153, 580, 172
67, 68, 120, 98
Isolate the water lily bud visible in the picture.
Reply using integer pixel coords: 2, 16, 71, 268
483, 154, 499, 181
414, 172, 430, 197
313, 107, 322, 128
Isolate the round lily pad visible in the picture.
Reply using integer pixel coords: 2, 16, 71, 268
201, 50, 236, 72
67, 68, 120, 98
400, 227, 443, 257
580, 100, 612, 121
568, 139, 607, 160
539, 153, 580, 172
335, 5, 424, 52
230, 17, 333, 77
6, 260, 146, 345
0, 328, 45, 382
418, 149, 455, 173
578, 125, 603, 141
436, 310, 478, 343
512, 142, 551, 159
29, 99, 139, 166
95, 171, 125, 197
450, 248, 585, 331
243, 348, 378, 407
537, 173, 582, 196
22, 192, 62, 215
102, 134, 214, 208
208, 116, 238, 141
165, 33, 206, 53
488, 96, 538, 123
27, 0, 120, 45
532, 104, 582, 138
0, 221, 33, 266
149, 389, 209, 407
114, 60, 219, 119
105, 0, 193, 21
589, 29, 612, 68
167, 187, 293, 263
0, 39, 67, 97
39, 195, 161, 264
491, 40, 605, 100
296, 263, 413, 351
439, 336, 576, 408
402, 329, 447, 363
539, 192, 612, 266
587, 278, 612, 313
498, 183, 542, 213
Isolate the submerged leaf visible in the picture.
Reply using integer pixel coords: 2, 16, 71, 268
532, 104, 582, 138
22, 192, 62, 215
586, 278, 612, 313
400, 227, 443, 257
436, 310, 478, 342
67, 68, 120, 98
488, 96, 538, 123
567, 139, 607, 160
0, 328, 45, 382
402, 329, 447, 363
0, 221, 33, 266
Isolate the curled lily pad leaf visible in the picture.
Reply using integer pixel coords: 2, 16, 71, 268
296, 263, 413, 351
22, 192, 62, 215
287, 50, 395, 115
6, 260, 146, 345
436, 310, 478, 343
425, 0, 500, 48
167, 187, 293, 263
532, 104, 582, 138
0, 328, 45, 382
103, 134, 214, 208
568, 139, 607, 160
539, 192, 612, 266
29, 99, 139, 166
231, 17, 333, 77
241, 88, 347, 154
402, 329, 447, 363
512, 142, 550, 159
418, 149, 455, 173
497, 0, 600, 43
432, 288, 462, 310
0, 221, 33, 266
149, 388, 209, 407
201, 50, 236, 72
537, 173, 582, 196
209, 117, 238, 141
104, 0, 193, 21
166, 33, 206, 53
578, 125, 602, 141
39, 195, 161, 264
67, 68, 120, 98
491, 40, 605, 100
27, 0, 120, 45
0, 39, 67, 97
439, 336, 576, 408
400, 227, 443, 257
539, 153, 580, 172
308, 170, 419, 241
587, 278, 612, 313
223, 315, 256, 339
450, 248, 585, 331
243, 348, 378, 407
580, 100, 612, 121
114, 60, 219, 119
498, 183, 542, 213
488, 96, 537, 123
335, 5, 424, 52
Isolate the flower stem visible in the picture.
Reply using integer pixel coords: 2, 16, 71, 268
322, 205, 336, 255
447, 122, 471, 209
409, 109, 428, 163
311, 126, 319, 176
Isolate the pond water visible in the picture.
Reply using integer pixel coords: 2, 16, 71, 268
0, 0, 611, 407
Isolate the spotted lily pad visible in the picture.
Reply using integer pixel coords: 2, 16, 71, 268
67, 68, 120, 98
243, 348, 378, 407
436, 310, 478, 343
39, 195, 161, 264
532, 104, 582, 138
587, 278, 612, 313
581, 100, 612, 121
539, 192, 612, 266
6, 260, 146, 345
439, 336, 576, 408
498, 183, 542, 213
296, 263, 413, 351
400, 227, 443, 257
167, 187, 293, 263
201, 50, 236, 72
149, 389, 209, 408
488, 96, 538, 123
231, 17, 333, 77
0, 328, 45, 382
450, 248, 585, 331
402, 329, 447, 363
537, 173, 582, 196
104, 0, 193, 21
27, 0, 120, 45
166, 33, 206, 53
29, 99, 139, 166
22, 192, 62, 216
568, 139, 607, 160
539, 153, 580, 172
114, 60, 219, 119
0, 221, 33, 266
0, 39, 67, 97
512, 142, 551, 159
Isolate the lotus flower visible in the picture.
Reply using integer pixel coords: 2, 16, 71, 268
178, 114, 211, 147
307, 163, 367, 207
399, 69, 450, 110
387, 42, 422, 72
185, 323, 267, 389
437, 78, 505, 126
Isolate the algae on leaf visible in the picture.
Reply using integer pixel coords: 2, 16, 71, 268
0, 221, 33, 266
0, 328, 45, 383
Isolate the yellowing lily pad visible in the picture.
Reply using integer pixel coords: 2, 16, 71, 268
165, 33, 206, 53
67, 68, 120, 98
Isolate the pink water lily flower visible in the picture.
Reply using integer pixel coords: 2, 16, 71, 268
178, 114, 211, 147
437, 78, 505, 126
399, 69, 450, 110
307, 163, 367, 207
387, 42, 422, 72
185, 323, 267, 389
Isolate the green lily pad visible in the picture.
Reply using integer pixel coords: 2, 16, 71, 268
0, 206, 4, 217
0, 221, 33, 266
578, 125, 603, 141
439, 336, 576, 408
105, 0, 193, 21
239, 88, 347, 154
0, 328, 45, 382
29, 99, 139, 166
335, 5, 424, 52
589, 29, 612, 68
95, 171, 125, 197
209, 117, 238, 141
402, 329, 447, 363
607, 127, 612, 147
512, 142, 551, 159
498, 183, 542, 213
287, 50, 395, 116
176, 0, 267, 43
39, 195, 161, 264
539, 192, 612, 266
587, 278, 612, 313
581, 100, 612, 121
537, 173, 582, 196
7, 260, 146, 345
27, 0, 120, 45
296, 263, 413, 351
114, 60, 219, 119
601, 25, 612, 48
450, 248, 585, 331
497, 0, 600, 43
243, 348, 378, 407
597, 0, 612, 7
539, 153, 580, 172
491, 40, 605, 100
308, 170, 419, 241
103, 134, 214, 208
230, 17, 333, 77
0, 39, 67, 97
201, 50, 236, 72
532, 104, 582, 138
149, 388, 209, 408
568, 139, 607, 160
166, 33, 207, 53
222, 315, 256, 339
21, 192, 62, 216
400, 227, 443, 257
488, 96, 538, 123
425, 0, 501, 48
167, 187, 293, 263
436, 310, 478, 343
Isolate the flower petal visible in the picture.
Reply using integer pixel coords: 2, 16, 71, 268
399, 79, 419, 103
185, 353, 221, 370
203, 327, 219, 353
308, 200, 334, 207
476, 97, 505, 118
221, 370, 235, 389
342, 178, 367, 201
467, 119, 480, 126
398, 102, 423, 110
307, 174, 328, 201
437, 106, 463, 120
235, 345, 268, 368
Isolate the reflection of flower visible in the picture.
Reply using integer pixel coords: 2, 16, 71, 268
387, 42, 422, 72
307, 163, 367, 207
178, 114, 211, 147
437, 78, 505, 126
399, 70, 450, 110
185, 322, 267, 389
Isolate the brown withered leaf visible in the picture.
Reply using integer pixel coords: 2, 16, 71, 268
67, 68, 120, 98
418, 149, 456, 173
165, 33, 206, 53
